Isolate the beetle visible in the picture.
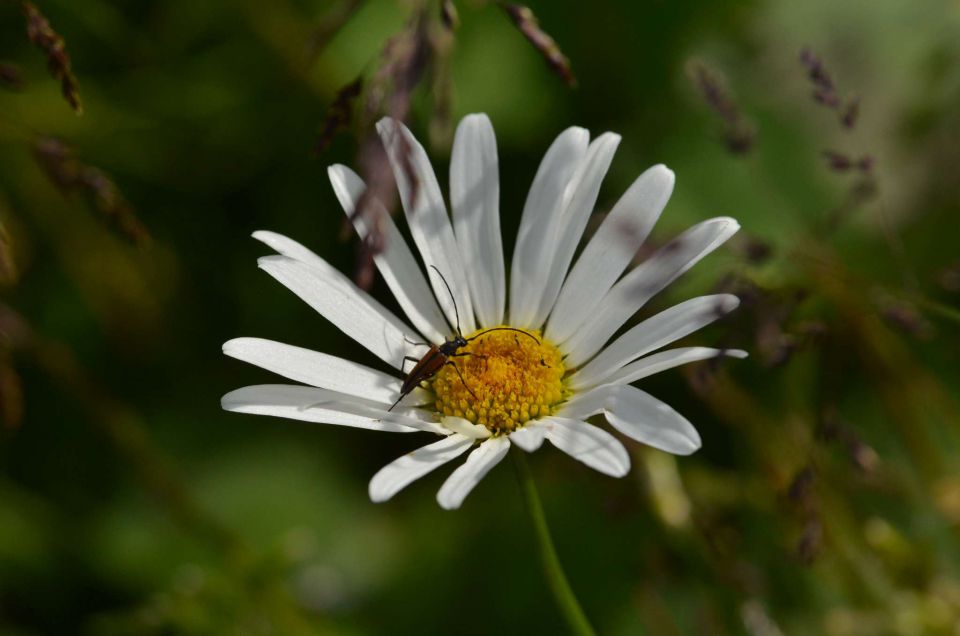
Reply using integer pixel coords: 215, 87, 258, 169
388, 266, 538, 412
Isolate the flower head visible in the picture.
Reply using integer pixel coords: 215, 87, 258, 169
222, 114, 744, 509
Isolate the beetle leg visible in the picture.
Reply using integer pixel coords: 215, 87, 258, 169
400, 355, 420, 373
449, 351, 487, 375
387, 390, 407, 412
403, 334, 428, 347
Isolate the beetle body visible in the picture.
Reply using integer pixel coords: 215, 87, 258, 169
400, 344, 446, 396
384, 267, 537, 413
390, 336, 469, 412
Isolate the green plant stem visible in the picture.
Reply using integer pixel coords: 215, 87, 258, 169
911, 294, 960, 326
513, 450, 597, 636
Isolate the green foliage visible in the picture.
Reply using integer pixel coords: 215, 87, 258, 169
2, 0, 960, 634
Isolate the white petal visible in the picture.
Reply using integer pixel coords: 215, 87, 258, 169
300, 397, 449, 435
530, 132, 621, 328
451, 114, 505, 328
542, 417, 630, 477
376, 118, 475, 334
369, 434, 475, 503
253, 230, 332, 270
570, 295, 740, 390
605, 347, 748, 387
546, 164, 674, 343
509, 423, 547, 452
556, 385, 611, 421
442, 416, 492, 439
562, 217, 740, 365
608, 389, 701, 455
557, 384, 701, 455
221, 384, 418, 433
223, 337, 430, 404
509, 126, 589, 328
328, 164, 449, 344
436, 436, 510, 509
258, 255, 423, 370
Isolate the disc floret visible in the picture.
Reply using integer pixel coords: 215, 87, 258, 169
432, 327, 565, 434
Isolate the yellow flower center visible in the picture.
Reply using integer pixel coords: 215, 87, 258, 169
432, 327, 565, 435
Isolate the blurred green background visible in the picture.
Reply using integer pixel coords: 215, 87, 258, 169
2, 0, 960, 634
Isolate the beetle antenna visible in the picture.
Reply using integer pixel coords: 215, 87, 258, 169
429, 265, 462, 336
466, 327, 540, 345
448, 361, 479, 401
387, 394, 403, 412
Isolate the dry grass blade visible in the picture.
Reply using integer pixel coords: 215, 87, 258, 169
501, 4, 576, 88
347, 136, 399, 289
21, 1, 82, 115
0, 62, 24, 91
800, 47, 859, 129
819, 407, 880, 475
841, 96, 860, 129
876, 297, 933, 339
787, 466, 823, 564
0, 222, 16, 286
441, 0, 459, 31
800, 47, 835, 101
822, 151, 873, 173
342, 8, 432, 288
801, 50, 876, 235
31, 136, 78, 189
81, 167, 151, 247
430, 0, 457, 150
940, 262, 960, 293
0, 356, 24, 431
314, 76, 363, 154
796, 516, 823, 564
32, 137, 151, 247
687, 59, 755, 154
373, 9, 431, 126
825, 174, 878, 230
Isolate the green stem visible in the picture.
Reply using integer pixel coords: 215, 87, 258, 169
911, 294, 960, 326
513, 450, 597, 636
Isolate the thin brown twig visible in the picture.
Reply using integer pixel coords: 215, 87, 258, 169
0, 62, 24, 91
32, 136, 151, 247
0, 351, 23, 431
800, 47, 858, 129
343, 6, 432, 288
21, 1, 82, 114
429, 0, 457, 150
313, 76, 363, 155
687, 59, 755, 154
501, 4, 576, 87
0, 221, 16, 286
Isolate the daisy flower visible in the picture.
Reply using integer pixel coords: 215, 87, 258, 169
222, 114, 744, 510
